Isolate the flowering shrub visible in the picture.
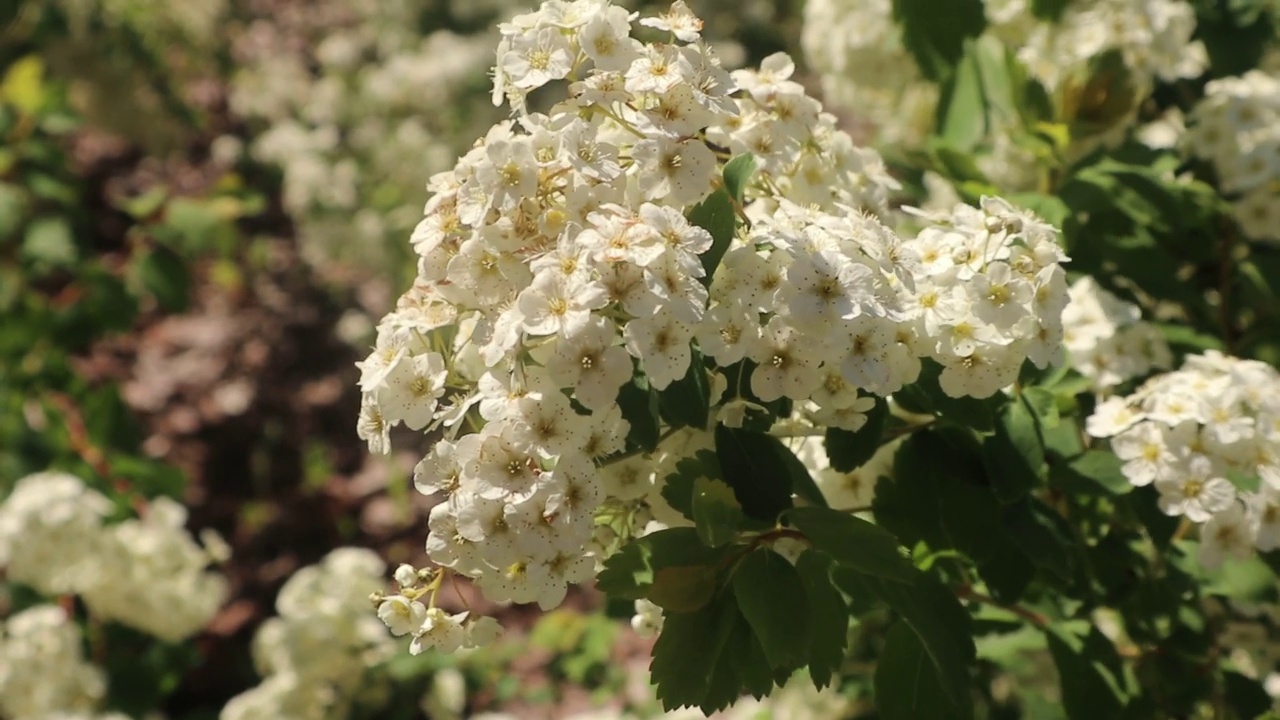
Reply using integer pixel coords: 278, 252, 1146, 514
349, 0, 1280, 718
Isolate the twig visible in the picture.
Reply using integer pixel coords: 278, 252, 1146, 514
47, 392, 147, 515
954, 584, 1050, 628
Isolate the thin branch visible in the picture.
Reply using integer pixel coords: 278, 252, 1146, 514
954, 584, 1049, 628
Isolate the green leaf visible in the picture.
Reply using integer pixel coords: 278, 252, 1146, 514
892, 0, 986, 81
617, 373, 660, 454
787, 506, 914, 582
135, 245, 192, 312
1045, 626, 1128, 719
692, 476, 745, 548
1223, 671, 1272, 720
876, 621, 970, 720
879, 429, 1035, 600
661, 449, 720, 521
658, 346, 710, 430
650, 591, 739, 712
825, 397, 888, 472
726, 612, 774, 699
714, 425, 796, 522
731, 549, 810, 671
648, 564, 719, 613
1021, 386, 1060, 429
22, 216, 77, 267
982, 395, 1045, 504
795, 551, 849, 688
937, 45, 987, 151
1049, 450, 1131, 495
1004, 498, 1074, 582
689, 188, 735, 284
858, 570, 976, 713
722, 153, 756, 204
597, 527, 729, 599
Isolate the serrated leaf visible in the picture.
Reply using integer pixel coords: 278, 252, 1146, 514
1045, 627, 1128, 719
689, 188, 735, 285
661, 449, 720, 521
1004, 498, 1074, 582
727, 612, 774, 699
787, 506, 914, 582
876, 621, 969, 720
692, 476, 745, 547
859, 570, 976, 713
722, 153, 756, 204
796, 551, 849, 688
714, 425, 795, 522
648, 564, 719, 613
1049, 450, 1131, 495
650, 592, 739, 712
825, 397, 888, 473
731, 549, 810, 671
658, 345, 710, 430
597, 527, 728, 599
982, 395, 1045, 504
879, 429, 1034, 600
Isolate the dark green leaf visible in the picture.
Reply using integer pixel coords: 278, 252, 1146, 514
617, 373, 660, 454
650, 591, 739, 712
1049, 450, 1131, 495
787, 506, 914, 582
879, 429, 1034, 600
722, 153, 756, 204
825, 397, 888, 473
795, 551, 849, 688
1045, 626, 1128, 719
892, 0, 986, 80
727, 611, 775, 699
731, 549, 810, 670
661, 450, 720, 522
982, 395, 1045, 504
648, 564, 719, 613
692, 475, 745, 548
1004, 499, 1074, 582
714, 425, 795, 521
689, 188, 735, 284
597, 527, 729, 599
136, 245, 192, 312
658, 346, 710, 430
859, 570, 976, 713
1224, 671, 1271, 719
876, 621, 969, 720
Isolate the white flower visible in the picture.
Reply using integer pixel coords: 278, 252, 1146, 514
410, 608, 469, 655
624, 309, 693, 390
378, 596, 428, 637
1199, 503, 1254, 570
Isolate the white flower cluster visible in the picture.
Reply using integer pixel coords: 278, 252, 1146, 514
229, 0, 503, 276
0, 605, 109, 720
985, 0, 1205, 95
221, 548, 396, 720
362, 0, 1069, 647
1062, 277, 1171, 390
1087, 352, 1280, 569
1186, 70, 1280, 241
0, 472, 227, 642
